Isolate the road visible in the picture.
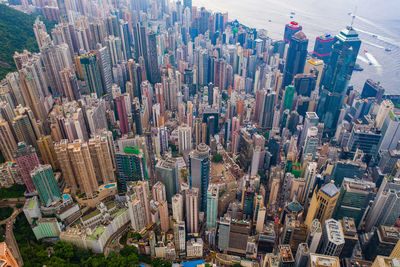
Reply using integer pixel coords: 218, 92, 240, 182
104, 222, 130, 257
5, 209, 23, 267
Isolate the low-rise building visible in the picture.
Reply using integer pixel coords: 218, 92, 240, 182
307, 253, 340, 267
60, 204, 129, 253
186, 238, 203, 258
32, 218, 62, 240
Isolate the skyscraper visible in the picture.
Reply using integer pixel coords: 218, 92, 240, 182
174, 221, 186, 251
313, 34, 334, 63
13, 142, 40, 192
80, 53, 104, 97
317, 27, 361, 134
88, 136, 115, 185
126, 186, 146, 232
283, 31, 308, 87
96, 46, 113, 94
12, 105, 41, 149
116, 145, 147, 192
152, 181, 167, 202
115, 95, 129, 135
31, 165, 62, 207
0, 120, 17, 162
301, 162, 317, 204
364, 177, 400, 231
159, 200, 169, 232
302, 127, 319, 160
147, 31, 161, 84
333, 177, 375, 227
206, 184, 219, 230
37, 135, 58, 170
185, 188, 199, 234
54, 140, 99, 197
178, 124, 192, 154
189, 143, 210, 212
284, 21, 302, 43
318, 219, 345, 257
132, 181, 151, 226
172, 194, 184, 222
105, 35, 124, 66
259, 89, 276, 130
155, 157, 179, 202
305, 182, 340, 228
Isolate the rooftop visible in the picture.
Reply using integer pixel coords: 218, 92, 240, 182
321, 182, 339, 197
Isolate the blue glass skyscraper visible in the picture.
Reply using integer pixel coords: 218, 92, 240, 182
317, 26, 361, 134
189, 143, 210, 212
283, 31, 309, 87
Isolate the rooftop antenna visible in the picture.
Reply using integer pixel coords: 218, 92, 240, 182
350, 5, 358, 27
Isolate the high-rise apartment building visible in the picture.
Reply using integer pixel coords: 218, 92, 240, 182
37, 135, 58, 170
152, 181, 167, 202
189, 143, 210, 212
178, 124, 192, 154
54, 139, 99, 197
172, 194, 184, 222
116, 145, 147, 192
12, 105, 41, 149
13, 142, 40, 192
88, 136, 115, 185
0, 120, 17, 162
185, 188, 199, 234
206, 184, 219, 230
80, 53, 104, 97
31, 165, 62, 207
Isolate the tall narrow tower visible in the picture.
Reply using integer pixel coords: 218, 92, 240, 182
317, 27, 361, 134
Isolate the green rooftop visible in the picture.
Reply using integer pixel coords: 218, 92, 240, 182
28, 199, 36, 209
87, 226, 105, 241
123, 145, 141, 155
114, 208, 127, 218
82, 209, 101, 221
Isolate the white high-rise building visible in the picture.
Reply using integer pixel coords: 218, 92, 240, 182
152, 181, 166, 202
178, 124, 192, 155
172, 194, 183, 222
127, 192, 146, 232
251, 146, 261, 176
256, 206, 266, 233
318, 219, 344, 257
174, 221, 186, 251
301, 162, 317, 203
375, 100, 394, 130
307, 219, 322, 253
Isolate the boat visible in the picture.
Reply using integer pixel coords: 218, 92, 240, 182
372, 34, 377, 38
268, 19, 272, 22
385, 48, 392, 52
354, 64, 364, 71
290, 16, 293, 18
291, 11, 295, 15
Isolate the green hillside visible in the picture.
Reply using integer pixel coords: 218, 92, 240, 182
0, 4, 55, 79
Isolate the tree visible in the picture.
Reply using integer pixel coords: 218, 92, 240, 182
212, 153, 223, 162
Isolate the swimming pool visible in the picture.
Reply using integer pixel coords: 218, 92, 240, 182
104, 183, 116, 189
